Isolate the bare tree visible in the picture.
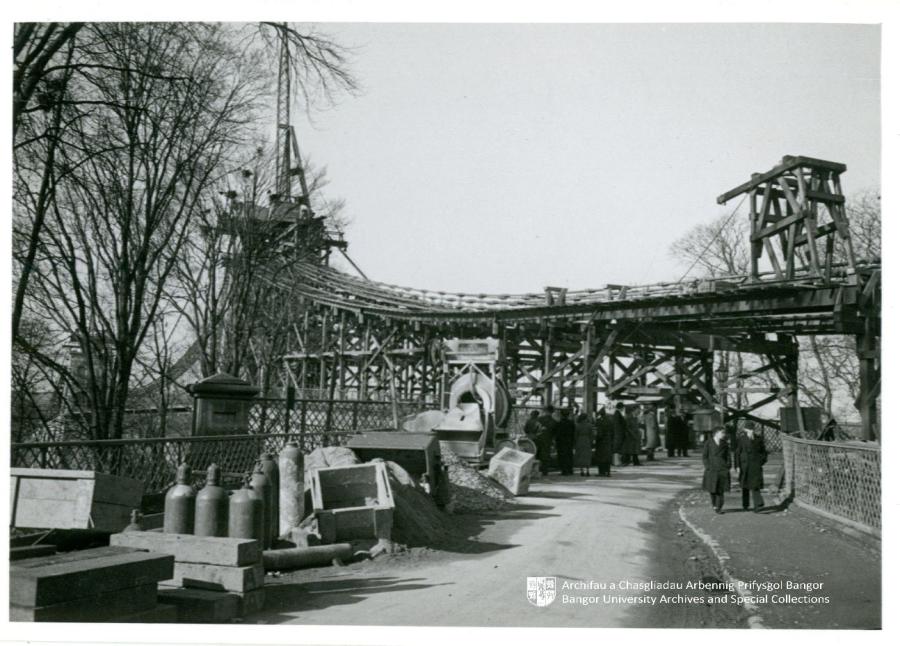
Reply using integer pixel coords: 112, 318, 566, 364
18, 23, 265, 440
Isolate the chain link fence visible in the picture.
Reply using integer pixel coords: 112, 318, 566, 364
781, 433, 880, 534
10, 398, 423, 493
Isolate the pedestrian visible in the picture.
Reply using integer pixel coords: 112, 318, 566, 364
642, 405, 660, 461
535, 405, 557, 476
702, 427, 731, 514
594, 407, 613, 476
666, 405, 690, 457
735, 423, 768, 512
556, 408, 576, 475
625, 405, 642, 466
611, 402, 628, 467
818, 417, 837, 442
574, 412, 595, 476
523, 410, 541, 441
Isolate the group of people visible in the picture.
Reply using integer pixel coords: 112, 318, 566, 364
522, 401, 770, 514
523, 402, 693, 477
702, 423, 769, 514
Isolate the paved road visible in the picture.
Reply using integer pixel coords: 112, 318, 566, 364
258, 458, 720, 627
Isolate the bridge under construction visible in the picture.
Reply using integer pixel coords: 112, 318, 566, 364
266, 155, 880, 439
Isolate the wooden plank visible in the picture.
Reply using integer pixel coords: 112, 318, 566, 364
718, 155, 846, 204
12, 545, 139, 569
10, 583, 157, 622
10, 545, 57, 561
110, 531, 261, 567
163, 562, 265, 593
10, 550, 174, 607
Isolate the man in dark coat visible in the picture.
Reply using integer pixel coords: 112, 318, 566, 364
523, 410, 541, 440
666, 406, 690, 457
594, 408, 613, 476
535, 405, 557, 475
625, 406, 642, 466
611, 402, 629, 466
702, 428, 731, 513
556, 408, 576, 475
735, 424, 768, 511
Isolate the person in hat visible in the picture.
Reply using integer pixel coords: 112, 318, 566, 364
735, 422, 768, 512
611, 402, 629, 466
556, 408, 576, 475
574, 412, 595, 476
642, 405, 660, 461
593, 407, 613, 476
702, 427, 731, 514
535, 405, 557, 476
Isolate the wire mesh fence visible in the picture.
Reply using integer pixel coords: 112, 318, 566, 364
10, 397, 424, 493
781, 433, 880, 533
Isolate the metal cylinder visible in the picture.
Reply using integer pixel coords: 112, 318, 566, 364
124, 509, 143, 532
249, 463, 273, 549
164, 463, 196, 534
259, 452, 280, 542
278, 443, 305, 536
228, 479, 263, 541
194, 463, 228, 537
262, 543, 352, 572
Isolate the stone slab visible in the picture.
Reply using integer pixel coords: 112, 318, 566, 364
9, 583, 157, 622
157, 587, 240, 623
10, 549, 174, 607
110, 531, 260, 566
162, 562, 265, 593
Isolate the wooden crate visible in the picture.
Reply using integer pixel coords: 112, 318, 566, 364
10, 468, 144, 532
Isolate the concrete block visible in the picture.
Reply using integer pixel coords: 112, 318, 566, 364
163, 562, 264, 592
157, 587, 239, 623
110, 531, 260, 566
116, 603, 179, 623
237, 588, 266, 616
10, 549, 174, 607
9, 583, 157, 622
488, 448, 535, 496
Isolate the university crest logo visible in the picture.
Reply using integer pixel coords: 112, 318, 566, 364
526, 576, 557, 607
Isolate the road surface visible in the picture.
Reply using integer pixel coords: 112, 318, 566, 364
256, 457, 745, 628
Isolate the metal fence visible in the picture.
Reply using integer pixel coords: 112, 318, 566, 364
10, 397, 423, 493
781, 434, 880, 534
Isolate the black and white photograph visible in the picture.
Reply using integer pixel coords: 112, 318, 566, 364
4, 1, 894, 643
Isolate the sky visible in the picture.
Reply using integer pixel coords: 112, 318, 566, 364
289, 23, 881, 294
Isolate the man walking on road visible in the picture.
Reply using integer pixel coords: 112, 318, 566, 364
735, 423, 768, 512
702, 427, 731, 514
666, 404, 691, 457
536, 405, 557, 476
556, 408, 576, 475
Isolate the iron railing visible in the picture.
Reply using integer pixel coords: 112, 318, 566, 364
781, 433, 880, 534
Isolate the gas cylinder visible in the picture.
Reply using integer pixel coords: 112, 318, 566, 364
124, 509, 143, 532
228, 478, 263, 541
164, 463, 196, 534
259, 452, 280, 542
278, 442, 305, 536
249, 463, 272, 548
194, 463, 228, 537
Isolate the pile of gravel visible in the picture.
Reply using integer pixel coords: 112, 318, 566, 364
440, 446, 515, 513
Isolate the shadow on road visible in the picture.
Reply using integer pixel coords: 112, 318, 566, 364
260, 575, 451, 619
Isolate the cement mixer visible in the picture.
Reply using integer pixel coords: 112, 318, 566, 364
403, 338, 512, 463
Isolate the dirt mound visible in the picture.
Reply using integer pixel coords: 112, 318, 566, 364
373, 459, 459, 547
440, 446, 515, 513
